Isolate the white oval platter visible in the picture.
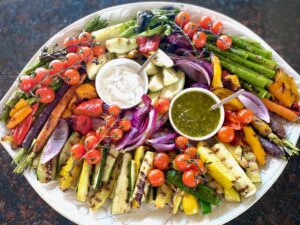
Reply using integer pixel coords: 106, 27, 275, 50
0, 2, 300, 225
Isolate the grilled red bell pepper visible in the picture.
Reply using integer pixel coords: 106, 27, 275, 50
11, 104, 38, 146
73, 99, 103, 117
136, 35, 161, 54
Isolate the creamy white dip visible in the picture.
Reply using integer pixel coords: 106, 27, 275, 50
98, 65, 146, 108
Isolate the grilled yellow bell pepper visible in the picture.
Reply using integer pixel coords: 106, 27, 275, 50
182, 192, 199, 215
7, 105, 32, 129
9, 98, 28, 117
211, 54, 223, 89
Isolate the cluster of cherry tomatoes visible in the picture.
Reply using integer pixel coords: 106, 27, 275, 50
19, 31, 106, 105
70, 105, 132, 165
175, 12, 232, 50
217, 109, 254, 143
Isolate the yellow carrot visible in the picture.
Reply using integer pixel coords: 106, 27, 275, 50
7, 105, 32, 129
243, 125, 266, 166
262, 98, 298, 122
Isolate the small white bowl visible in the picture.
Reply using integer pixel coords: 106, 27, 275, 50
169, 87, 225, 141
95, 58, 148, 109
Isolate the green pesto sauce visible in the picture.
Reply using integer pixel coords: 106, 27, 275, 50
171, 91, 221, 138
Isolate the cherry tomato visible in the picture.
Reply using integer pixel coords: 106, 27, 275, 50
86, 130, 96, 138
104, 115, 116, 127
63, 69, 81, 85
92, 45, 106, 56
211, 21, 223, 35
78, 47, 94, 62
199, 15, 212, 30
35, 87, 55, 104
110, 128, 123, 141
108, 105, 121, 117
192, 31, 207, 48
185, 146, 197, 158
148, 169, 165, 187
96, 126, 109, 140
216, 35, 232, 50
175, 136, 189, 149
63, 36, 79, 53
118, 119, 131, 132
85, 149, 102, 164
175, 11, 190, 27
154, 153, 170, 170
154, 98, 170, 114
182, 169, 200, 188
237, 109, 254, 124
78, 31, 92, 46
64, 53, 79, 68
71, 144, 86, 160
49, 60, 64, 75
34, 68, 52, 86
183, 22, 198, 38
224, 110, 242, 130
217, 126, 235, 143
191, 159, 206, 174
84, 135, 100, 150
174, 154, 191, 171
19, 76, 35, 92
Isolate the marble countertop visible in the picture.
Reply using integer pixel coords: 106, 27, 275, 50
0, 0, 299, 224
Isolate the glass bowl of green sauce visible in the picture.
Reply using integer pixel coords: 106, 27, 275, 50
169, 88, 225, 141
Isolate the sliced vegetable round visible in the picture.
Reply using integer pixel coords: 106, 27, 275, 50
174, 154, 191, 171
211, 21, 223, 35
216, 35, 232, 50
175, 136, 189, 149
175, 11, 190, 27
192, 31, 207, 48
148, 169, 165, 187
71, 144, 86, 160
217, 126, 235, 143
35, 87, 55, 104
182, 169, 200, 188
199, 16, 212, 30
183, 22, 198, 38
85, 149, 102, 164
237, 109, 254, 124
154, 98, 170, 114
19, 76, 35, 92
154, 153, 170, 170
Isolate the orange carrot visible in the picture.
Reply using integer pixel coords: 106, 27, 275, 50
262, 98, 298, 122
32, 75, 86, 153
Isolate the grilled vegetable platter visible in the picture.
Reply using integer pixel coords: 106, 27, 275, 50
0, 4, 300, 222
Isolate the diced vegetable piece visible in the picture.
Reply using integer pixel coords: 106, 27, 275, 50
155, 183, 173, 209
86, 54, 107, 80
92, 146, 108, 189
211, 54, 223, 89
212, 143, 256, 197
224, 187, 241, 202
263, 98, 298, 123
182, 192, 199, 215
58, 132, 81, 169
242, 147, 262, 183
75, 83, 98, 99
106, 38, 137, 54
152, 49, 174, 68
101, 147, 119, 183
170, 188, 184, 215
166, 170, 221, 205
9, 98, 28, 117
213, 88, 244, 111
162, 67, 178, 86
77, 160, 93, 202
111, 153, 132, 215
36, 153, 58, 183
197, 144, 235, 189
89, 157, 121, 211
225, 144, 249, 169
243, 126, 266, 166
145, 62, 159, 75
59, 156, 83, 191
148, 73, 164, 92
131, 151, 154, 208
7, 105, 32, 129
160, 70, 185, 100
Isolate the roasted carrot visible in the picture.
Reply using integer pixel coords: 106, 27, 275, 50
32, 75, 86, 154
262, 98, 298, 122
